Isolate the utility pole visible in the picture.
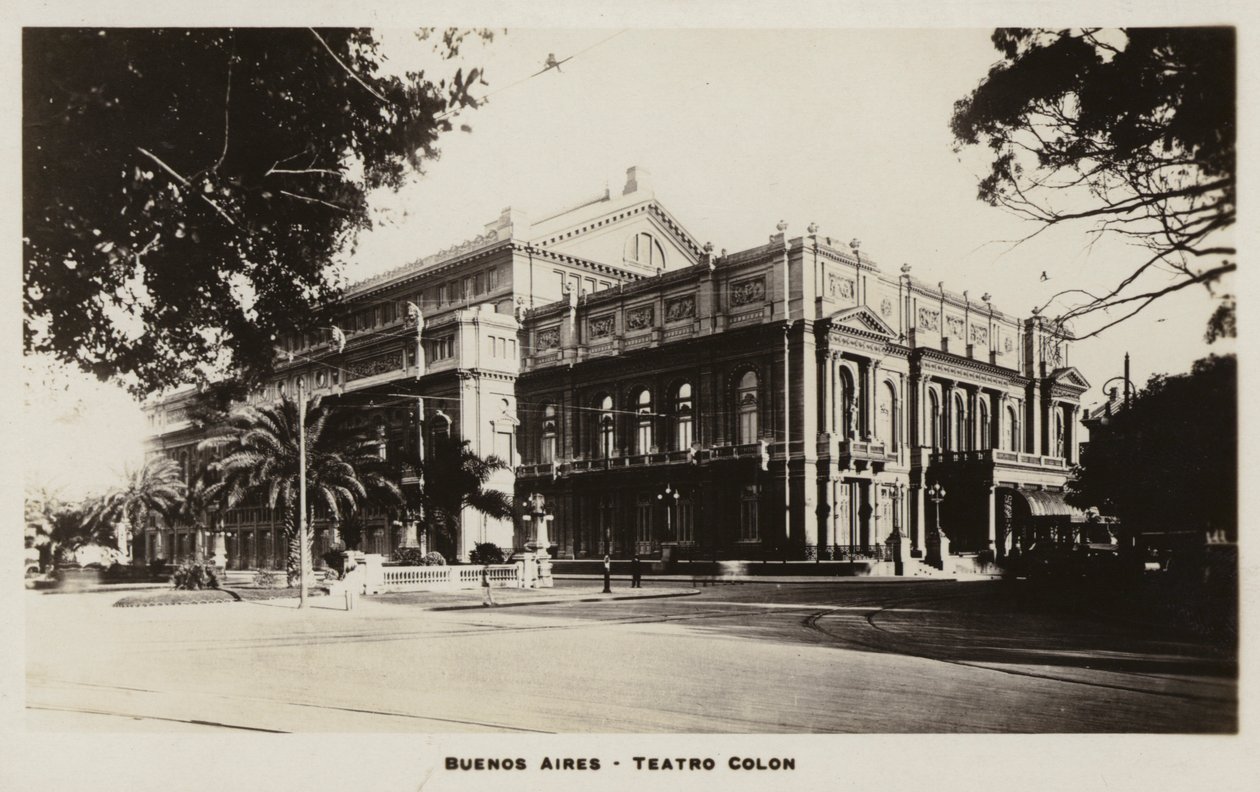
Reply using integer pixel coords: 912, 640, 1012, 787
298, 379, 309, 609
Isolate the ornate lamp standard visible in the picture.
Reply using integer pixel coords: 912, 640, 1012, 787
656, 484, 679, 541
887, 481, 907, 575
927, 482, 946, 568
657, 483, 680, 564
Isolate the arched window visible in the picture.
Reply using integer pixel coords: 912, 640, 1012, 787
597, 395, 615, 459
878, 381, 898, 450
635, 389, 654, 454
928, 389, 941, 449
737, 371, 759, 444
432, 412, 452, 446
953, 393, 968, 451
839, 367, 857, 438
674, 382, 694, 451
1053, 410, 1064, 458
540, 404, 558, 464
978, 399, 991, 450
623, 232, 667, 270
1006, 405, 1020, 452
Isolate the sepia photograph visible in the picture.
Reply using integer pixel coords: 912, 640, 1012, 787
7, 3, 1254, 791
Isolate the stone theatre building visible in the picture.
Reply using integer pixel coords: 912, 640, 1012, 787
144, 167, 1089, 570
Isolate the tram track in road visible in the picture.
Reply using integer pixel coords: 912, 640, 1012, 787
799, 590, 1234, 705
27, 677, 560, 734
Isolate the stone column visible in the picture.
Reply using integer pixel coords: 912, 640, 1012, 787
986, 485, 997, 556
822, 351, 835, 436
910, 483, 925, 557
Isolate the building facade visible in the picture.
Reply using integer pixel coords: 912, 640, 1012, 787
143, 167, 1089, 569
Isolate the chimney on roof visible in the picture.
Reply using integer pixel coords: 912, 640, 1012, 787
623, 166, 653, 196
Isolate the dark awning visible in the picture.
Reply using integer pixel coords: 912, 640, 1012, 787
1016, 489, 1089, 523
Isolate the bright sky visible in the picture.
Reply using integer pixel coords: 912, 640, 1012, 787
21, 26, 1235, 501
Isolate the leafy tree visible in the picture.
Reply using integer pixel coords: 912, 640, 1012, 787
951, 28, 1235, 339
86, 456, 187, 546
26, 488, 97, 569
24, 28, 491, 395
407, 439, 515, 559
202, 396, 400, 586
1067, 355, 1235, 543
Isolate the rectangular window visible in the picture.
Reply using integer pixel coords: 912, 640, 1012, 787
740, 485, 760, 542
475, 273, 485, 294
636, 495, 653, 547
677, 498, 694, 543
677, 417, 693, 451
488, 267, 499, 290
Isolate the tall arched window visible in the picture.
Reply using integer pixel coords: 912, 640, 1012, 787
675, 382, 694, 451
737, 371, 759, 444
978, 399, 991, 450
928, 390, 941, 449
635, 389, 654, 454
878, 381, 898, 450
540, 404, 558, 464
953, 393, 968, 451
839, 367, 856, 438
1006, 405, 1020, 452
597, 395, 615, 459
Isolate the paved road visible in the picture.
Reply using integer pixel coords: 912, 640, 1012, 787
25, 579, 1235, 733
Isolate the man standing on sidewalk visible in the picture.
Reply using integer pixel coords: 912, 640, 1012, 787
631, 555, 642, 588
481, 565, 496, 607
602, 554, 612, 593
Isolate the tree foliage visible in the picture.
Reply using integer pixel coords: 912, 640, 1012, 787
201, 396, 401, 584
86, 456, 187, 540
1066, 355, 1235, 541
407, 439, 515, 557
951, 28, 1235, 338
24, 28, 491, 395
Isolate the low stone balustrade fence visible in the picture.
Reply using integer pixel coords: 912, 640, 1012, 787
342, 553, 527, 595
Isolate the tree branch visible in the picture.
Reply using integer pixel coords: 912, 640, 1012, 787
309, 28, 389, 104
137, 146, 237, 227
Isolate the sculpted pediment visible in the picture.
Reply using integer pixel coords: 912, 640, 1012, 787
1049, 366, 1091, 390
828, 305, 897, 338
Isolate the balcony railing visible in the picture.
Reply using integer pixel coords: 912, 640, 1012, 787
516, 443, 773, 479
931, 449, 1067, 469
803, 544, 893, 562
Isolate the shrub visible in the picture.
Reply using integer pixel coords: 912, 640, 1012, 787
393, 547, 425, 566
322, 549, 345, 577
171, 561, 220, 591
422, 551, 446, 566
253, 568, 282, 589
469, 542, 505, 565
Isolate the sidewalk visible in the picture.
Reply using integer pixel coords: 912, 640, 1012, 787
368, 584, 700, 611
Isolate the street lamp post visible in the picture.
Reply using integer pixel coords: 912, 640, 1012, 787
656, 484, 679, 542
888, 481, 906, 576
926, 482, 946, 568
657, 483, 679, 565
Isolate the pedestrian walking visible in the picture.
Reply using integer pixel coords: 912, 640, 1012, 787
631, 555, 642, 588
481, 564, 496, 606
602, 553, 612, 593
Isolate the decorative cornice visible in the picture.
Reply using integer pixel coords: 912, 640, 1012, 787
915, 347, 1027, 388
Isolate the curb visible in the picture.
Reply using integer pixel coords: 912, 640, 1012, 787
427, 588, 702, 611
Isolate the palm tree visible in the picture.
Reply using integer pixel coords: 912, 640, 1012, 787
87, 456, 187, 554
411, 439, 516, 558
202, 396, 400, 586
